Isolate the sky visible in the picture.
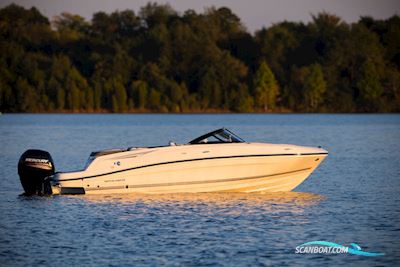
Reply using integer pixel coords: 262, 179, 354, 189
1, 0, 399, 32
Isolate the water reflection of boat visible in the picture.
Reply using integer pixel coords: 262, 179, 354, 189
78, 192, 325, 209
18, 128, 327, 195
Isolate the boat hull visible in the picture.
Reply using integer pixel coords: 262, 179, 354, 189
53, 154, 326, 194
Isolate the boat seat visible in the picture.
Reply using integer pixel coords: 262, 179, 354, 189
90, 149, 126, 157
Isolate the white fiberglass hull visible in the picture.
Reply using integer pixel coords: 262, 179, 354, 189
52, 143, 327, 195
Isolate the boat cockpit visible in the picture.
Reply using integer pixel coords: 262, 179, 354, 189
188, 128, 245, 144
86, 128, 245, 164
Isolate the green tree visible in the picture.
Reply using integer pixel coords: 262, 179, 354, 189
56, 88, 65, 110
384, 66, 400, 111
230, 85, 254, 112
16, 78, 39, 112
303, 64, 327, 111
53, 12, 89, 42
252, 61, 279, 111
139, 2, 177, 29
148, 88, 161, 110
104, 77, 128, 112
199, 67, 221, 108
113, 80, 128, 112
357, 61, 383, 111
255, 22, 299, 85
68, 84, 80, 111
0, 56, 16, 111
85, 87, 94, 111
48, 55, 90, 111
66, 67, 90, 111
130, 80, 148, 109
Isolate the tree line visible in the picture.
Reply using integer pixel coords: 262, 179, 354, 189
0, 3, 399, 113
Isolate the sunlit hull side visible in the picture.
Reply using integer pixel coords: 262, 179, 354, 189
51, 143, 327, 195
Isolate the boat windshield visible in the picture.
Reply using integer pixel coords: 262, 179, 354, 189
188, 128, 245, 144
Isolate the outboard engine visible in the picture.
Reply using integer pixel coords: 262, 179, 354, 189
18, 149, 55, 195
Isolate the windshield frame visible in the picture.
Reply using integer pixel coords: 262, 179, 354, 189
188, 128, 245, 144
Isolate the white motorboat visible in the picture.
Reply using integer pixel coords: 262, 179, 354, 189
18, 128, 327, 195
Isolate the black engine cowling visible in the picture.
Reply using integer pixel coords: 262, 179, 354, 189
18, 149, 55, 195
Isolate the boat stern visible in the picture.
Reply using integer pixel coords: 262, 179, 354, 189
49, 172, 86, 195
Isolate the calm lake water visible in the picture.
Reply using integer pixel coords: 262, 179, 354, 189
0, 114, 399, 266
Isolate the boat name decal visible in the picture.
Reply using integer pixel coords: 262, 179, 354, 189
104, 178, 125, 183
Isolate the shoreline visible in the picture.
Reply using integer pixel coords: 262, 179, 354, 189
1, 111, 399, 115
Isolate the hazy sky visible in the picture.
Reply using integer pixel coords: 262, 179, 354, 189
1, 0, 399, 32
